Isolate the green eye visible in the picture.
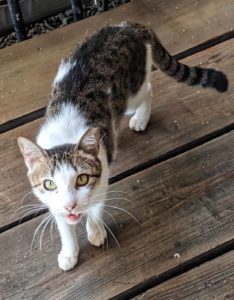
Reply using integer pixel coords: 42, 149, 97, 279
43, 180, 57, 191
76, 174, 89, 187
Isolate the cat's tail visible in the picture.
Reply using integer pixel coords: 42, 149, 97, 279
151, 37, 228, 93
128, 22, 228, 92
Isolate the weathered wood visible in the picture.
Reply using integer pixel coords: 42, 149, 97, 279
0, 0, 233, 124
133, 251, 234, 300
0, 40, 233, 230
0, 132, 234, 299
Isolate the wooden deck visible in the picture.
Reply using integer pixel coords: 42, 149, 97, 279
0, 1, 233, 299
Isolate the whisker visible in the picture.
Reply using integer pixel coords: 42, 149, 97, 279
50, 218, 55, 240
80, 158, 91, 168
15, 204, 46, 211
90, 212, 107, 252
12, 204, 46, 218
0, 193, 11, 203
19, 208, 44, 223
105, 221, 109, 253
93, 213, 120, 248
20, 190, 34, 205
19, 206, 47, 214
32, 183, 41, 189
93, 197, 134, 205
13, 207, 46, 219
74, 157, 90, 169
102, 208, 119, 232
91, 190, 132, 199
39, 214, 53, 249
30, 214, 52, 252
102, 204, 141, 226
31, 214, 51, 245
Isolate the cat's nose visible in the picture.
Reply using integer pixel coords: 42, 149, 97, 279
64, 203, 77, 212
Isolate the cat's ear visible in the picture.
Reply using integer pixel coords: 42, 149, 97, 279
78, 127, 100, 156
17, 137, 46, 172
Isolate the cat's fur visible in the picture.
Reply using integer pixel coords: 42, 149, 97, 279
18, 22, 228, 271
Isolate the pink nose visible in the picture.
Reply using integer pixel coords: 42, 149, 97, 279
64, 203, 77, 212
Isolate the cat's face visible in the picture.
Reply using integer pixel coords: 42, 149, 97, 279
18, 128, 103, 224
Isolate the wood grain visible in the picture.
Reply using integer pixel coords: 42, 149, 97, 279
0, 132, 234, 299
0, 39, 233, 230
133, 251, 234, 300
0, 0, 233, 124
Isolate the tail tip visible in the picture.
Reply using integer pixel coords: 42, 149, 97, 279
212, 71, 228, 93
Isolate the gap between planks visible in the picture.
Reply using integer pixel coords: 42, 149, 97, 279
131, 250, 234, 300
111, 240, 234, 300
0, 30, 233, 135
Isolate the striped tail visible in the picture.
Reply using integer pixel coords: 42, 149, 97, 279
152, 39, 228, 93
127, 22, 228, 93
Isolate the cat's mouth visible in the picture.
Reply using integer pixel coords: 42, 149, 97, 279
65, 213, 82, 224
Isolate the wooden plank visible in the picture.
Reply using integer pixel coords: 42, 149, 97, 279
0, 39, 233, 230
133, 251, 234, 300
0, 0, 233, 124
0, 132, 234, 299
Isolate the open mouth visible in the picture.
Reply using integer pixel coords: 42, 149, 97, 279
65, 213, 82, 224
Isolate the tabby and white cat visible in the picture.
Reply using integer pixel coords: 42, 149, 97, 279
18, 22, 228, 271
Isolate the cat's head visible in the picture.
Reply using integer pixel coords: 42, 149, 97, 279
18, 128, 105, 224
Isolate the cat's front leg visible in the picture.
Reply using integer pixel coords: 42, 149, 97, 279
55, 215, 79, 271
86, 203, 107, 247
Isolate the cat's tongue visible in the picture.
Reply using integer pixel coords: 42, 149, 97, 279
66, 213, 81, 223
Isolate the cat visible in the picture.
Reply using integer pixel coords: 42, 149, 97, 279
18, 22, 228, 271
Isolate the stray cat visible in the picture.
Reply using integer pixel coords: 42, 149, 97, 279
18, 22, 228, 271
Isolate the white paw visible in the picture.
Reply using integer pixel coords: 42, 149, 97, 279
129, 114, 150, 131
88, 228, 107, 247
58, 252, 78, 271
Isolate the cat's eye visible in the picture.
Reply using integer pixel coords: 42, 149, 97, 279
76, 174, 89, 187
43, 180, 57, 191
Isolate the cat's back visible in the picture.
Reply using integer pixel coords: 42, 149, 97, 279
73, 23, 142, 61
55, 23, 147, 96
41, 23, 149, 149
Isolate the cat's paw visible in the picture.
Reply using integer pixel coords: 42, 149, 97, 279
58, 252, 78, 271
129, 114, 150, 131
88, 227, 107, 247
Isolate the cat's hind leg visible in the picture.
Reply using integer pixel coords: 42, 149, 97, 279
127, 43, 153, 132
86, 203, 107, 247
129, 82, 152, 132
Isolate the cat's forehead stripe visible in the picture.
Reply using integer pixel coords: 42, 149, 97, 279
45, 145, 101, 176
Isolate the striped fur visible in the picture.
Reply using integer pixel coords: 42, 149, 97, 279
130, 22, 228, 92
